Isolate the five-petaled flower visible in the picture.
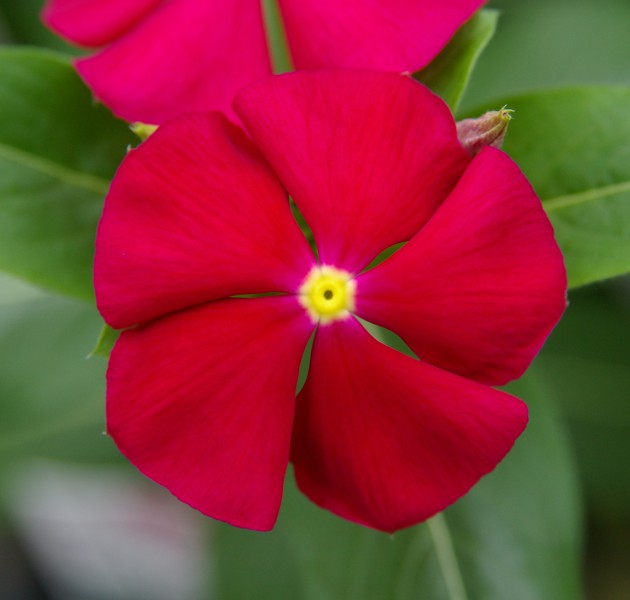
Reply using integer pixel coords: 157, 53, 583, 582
42, 0, 485, 124
95, 71, 567, 532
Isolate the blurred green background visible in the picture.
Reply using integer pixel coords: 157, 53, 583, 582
0, 0, 628, 598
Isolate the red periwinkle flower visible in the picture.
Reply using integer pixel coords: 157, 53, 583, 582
95, 71, 567, 532
42, 0, 485, 124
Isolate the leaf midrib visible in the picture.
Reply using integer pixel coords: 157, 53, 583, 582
0, 140, 110, 196
543, 179, 630, 212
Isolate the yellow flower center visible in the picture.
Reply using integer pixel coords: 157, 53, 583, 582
299, 265, 356, 324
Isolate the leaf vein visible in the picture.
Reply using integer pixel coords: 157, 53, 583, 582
543, 180, 630, 212
0, 141, 110, 196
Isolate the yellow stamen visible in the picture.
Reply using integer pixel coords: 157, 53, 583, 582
299, 265, 356, 325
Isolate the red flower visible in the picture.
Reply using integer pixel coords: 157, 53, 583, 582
95, 71, 566, 532
42, 0, 485, 124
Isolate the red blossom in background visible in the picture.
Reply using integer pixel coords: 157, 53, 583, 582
41, 0, 485, 124
94, 71, 567, 532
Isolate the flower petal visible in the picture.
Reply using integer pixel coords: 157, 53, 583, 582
95, 112, 314, 329
42, 0, 162, 47
75, 0, 272, 123
278, 0, 485, 73
107, 296, 314, 531
235, 71, 470, 273
356, 147, 567, 386
291, 318, 527, 533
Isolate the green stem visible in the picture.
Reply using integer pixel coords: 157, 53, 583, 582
427, 514, 469, 600
262, 0, 293, 74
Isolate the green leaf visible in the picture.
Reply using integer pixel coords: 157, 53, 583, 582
538, 283, 630, 519
89, 322, 120, 359
0, 0, 80, 53
414, 10, 498, 113
0, 47, 135, 300
468, 87, 630, 288
213, 369, 582, 600
214, 522, 303, 600
459, 0, 630, 111
441, 371, 583, 600
0, 295, 119, 466
0, 271, 42, 305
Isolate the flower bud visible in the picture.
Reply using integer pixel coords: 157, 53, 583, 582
456, 107, 513, 157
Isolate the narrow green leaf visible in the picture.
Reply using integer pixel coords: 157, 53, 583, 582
89, 323, 120, 359
414, 10, 498, 113
468, 87, 630, 288
0, 47, 135, 300
213, 369, 582, 600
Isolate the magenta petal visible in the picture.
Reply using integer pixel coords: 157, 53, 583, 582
235, 71, 470, 272
291, 318, 527, 533
278, 0, 485, 72
94, 113, 314, 329
75, 0, 272, 123
356, 147, 567, 386
107, 296, 314, 531
42, 0, 162, 47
